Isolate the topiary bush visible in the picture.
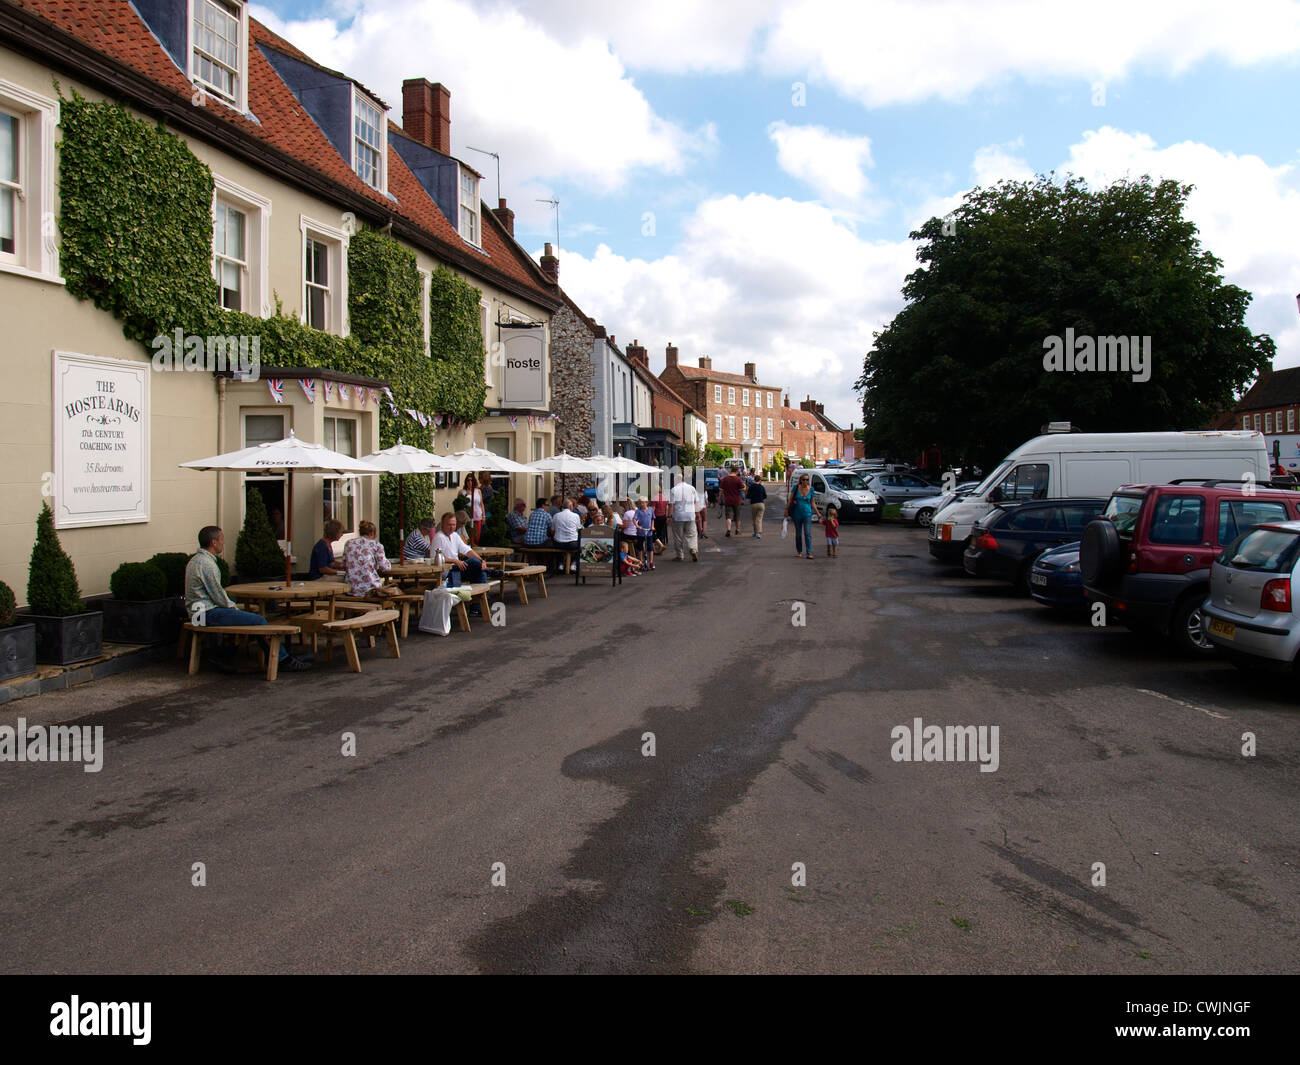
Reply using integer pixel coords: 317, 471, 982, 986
235, 490, 286, 581
147, 551, 231, 594
109, 562, 167, 602
480, 483, 508, 547
27, 504, 83, 617
0, 580, 15, 628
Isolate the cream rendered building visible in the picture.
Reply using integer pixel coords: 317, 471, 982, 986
0, 0, 561, 600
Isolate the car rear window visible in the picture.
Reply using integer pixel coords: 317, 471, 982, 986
1221, 528, 1300, 572
1149, 495, 1205, 545
1217, 499, 1291, 545
1062, 504, 1102, 531
1103, 495, 1143, 535
1007, 507, 1057, 532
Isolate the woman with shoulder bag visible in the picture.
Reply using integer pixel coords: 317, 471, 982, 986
785, 473, 820, 560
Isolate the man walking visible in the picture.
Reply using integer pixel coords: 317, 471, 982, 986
720, 466, 746, 538
669, 477, 702, 562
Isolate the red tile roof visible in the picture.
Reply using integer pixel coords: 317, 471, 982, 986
8, 0, 557, 306
673, 364, 759, 387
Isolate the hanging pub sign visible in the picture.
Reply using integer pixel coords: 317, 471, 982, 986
52, 350, 150, 529
499, 323, 546, 407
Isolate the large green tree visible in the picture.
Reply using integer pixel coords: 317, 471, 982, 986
856, 174, 1273, 469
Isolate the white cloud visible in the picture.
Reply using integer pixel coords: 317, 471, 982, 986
250, 0, 711, 195
971, 137, 1033, 187
767, 121, 875, 205
555, 194, 918, 428
762, 0, 1300, 107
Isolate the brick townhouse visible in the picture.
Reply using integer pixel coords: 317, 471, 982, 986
660, 351, 782, 469
1210, 365, 1300, 472
781, 395, 844, 464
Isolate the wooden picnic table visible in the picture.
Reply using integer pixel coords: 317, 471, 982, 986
226, 581, 349, 621
475, 545, 514, 561
386, 561, 453, 584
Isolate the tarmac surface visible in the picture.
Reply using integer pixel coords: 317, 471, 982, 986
1, 501, 1297, 974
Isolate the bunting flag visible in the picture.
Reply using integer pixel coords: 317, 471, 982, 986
382, 386, 395, 403
370, 389, 382, 407
267, 378, 284, 404
298, 378, 316, 403
387, 401, 400, 416
323, 380, 335, 403
339, 383, 351, 401
417, 412, 429, 427
433, 414, 444, 427
508, 414, 518, 429
406, 408, 420, 423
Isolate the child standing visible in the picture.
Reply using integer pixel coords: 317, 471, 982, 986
824, 505, 840, 558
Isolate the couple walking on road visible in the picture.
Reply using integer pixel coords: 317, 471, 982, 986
719, 468, 767, 539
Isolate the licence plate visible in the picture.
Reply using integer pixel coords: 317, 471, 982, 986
1031, 573, 1047, 586
1208, 617, 1235, 640
941, 525, 952, 541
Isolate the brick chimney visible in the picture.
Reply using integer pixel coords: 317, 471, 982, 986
627, 339, 648, 366
539, 242, 558, 283
744, 361, 756, 380
784, 393, 791, 407
491, 197, 514, 237
665, 343, 678, 368
402, 78, 452, 155
699, 356, 712, 370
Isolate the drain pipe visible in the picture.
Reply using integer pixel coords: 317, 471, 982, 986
216, 375, 227, 525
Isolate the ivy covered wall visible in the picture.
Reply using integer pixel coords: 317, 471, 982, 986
57, 94, 489, 553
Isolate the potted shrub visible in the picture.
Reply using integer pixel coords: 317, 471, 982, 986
236, 490, 286, 581
25, 503, 102, 665
102, 561, 181, 645
148, 551, 231, 596
0, 579, 37, 681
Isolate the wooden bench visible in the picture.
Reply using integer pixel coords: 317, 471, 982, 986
517, 544, 577, 574
181, 622, 301, 681
500, 564, 548, 604
296, 608, 400, 672
456, 582, 501, 631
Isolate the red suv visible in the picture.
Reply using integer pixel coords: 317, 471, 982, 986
1081, 480, 1300, 654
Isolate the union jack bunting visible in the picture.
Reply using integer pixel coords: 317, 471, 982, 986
433, 414, 444, 427
267, 378, 283, 404
508, 414, 518, 429
370, 389, 383, 407
382, 386, 395, 403
298, 378, 316, 403
323, 380, 335, 403
339, 383, 352, 401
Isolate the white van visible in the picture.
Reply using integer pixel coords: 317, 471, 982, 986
928, 431, 1270, 561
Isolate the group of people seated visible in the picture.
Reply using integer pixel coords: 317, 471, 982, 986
506, 494, 663, 576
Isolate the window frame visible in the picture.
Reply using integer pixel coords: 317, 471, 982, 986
714, 384, 722, 403
742, 388, 749, 407
212, 174, 270, 316
0, 80, 59, 284
1266, 412, 1272, 434
728, 387, 735, 405
1290, 410, 1296, 433
351, 89, 387, 193
1255, 413, 1262, 431
189, 0, 249, 114
299, 214, 349, 336
728, 415, 736, 439
458, 164, 481, 247
715, 414, 722, 439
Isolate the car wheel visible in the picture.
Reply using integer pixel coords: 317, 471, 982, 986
1171, 593, 1215, 656
915, 507, 935, 527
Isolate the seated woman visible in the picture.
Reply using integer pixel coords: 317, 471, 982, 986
309, 519, 344, 579
343, 520, 392, 598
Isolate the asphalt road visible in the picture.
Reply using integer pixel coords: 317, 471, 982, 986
2, 502, 1297, 974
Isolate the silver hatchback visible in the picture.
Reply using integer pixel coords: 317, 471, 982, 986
1202, 520, 1300, 669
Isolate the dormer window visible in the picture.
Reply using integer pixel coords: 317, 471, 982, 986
459, 166, 480, 246
353, 91, 386, 191
191, 0, 248, 112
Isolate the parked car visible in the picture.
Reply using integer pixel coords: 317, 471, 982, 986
1081, 480, 1300, 655
930, 430, 1270, 562
864, 471, 940, 505
1202, 521, 1300, 670
1029, 541, 1086, 609
964, 498, 1106, 590
803, 469, 882, 523
901, 482, 981, 527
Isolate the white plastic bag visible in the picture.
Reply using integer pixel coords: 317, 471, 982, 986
418, 588, 455, 636
781, 518, 789, 539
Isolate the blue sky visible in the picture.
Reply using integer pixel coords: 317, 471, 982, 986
252, 0, 1300, 429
